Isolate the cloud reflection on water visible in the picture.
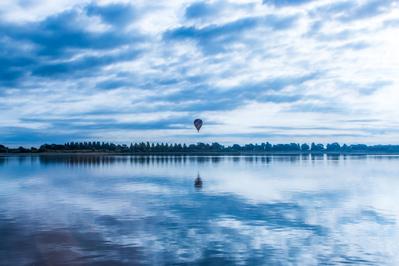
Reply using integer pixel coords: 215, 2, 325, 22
0, 155, 399, 265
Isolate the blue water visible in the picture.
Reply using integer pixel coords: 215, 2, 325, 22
0, 155, 398, 265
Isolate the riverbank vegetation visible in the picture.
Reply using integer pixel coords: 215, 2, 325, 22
2, 142, 399, 154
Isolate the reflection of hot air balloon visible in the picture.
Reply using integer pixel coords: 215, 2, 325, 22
194, 173, 203, 188
193, 119, 203, 132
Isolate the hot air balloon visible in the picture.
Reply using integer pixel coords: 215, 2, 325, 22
193, 119, 203, 132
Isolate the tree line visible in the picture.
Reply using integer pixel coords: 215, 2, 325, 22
1, 142, 399, 154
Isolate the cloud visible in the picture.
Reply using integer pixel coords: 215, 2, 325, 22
145, 72, 318, 114
164, 17, 260, 54
32, 48, 143, 78
263, 0, 313, 7
338, 0, 395, 22
338, 41, 370, 51
0, 2, 145, 86
184, 1, 220, 19
384, 19, 399, 28
164, 15, 298, 53
0, 0, 399, 145
86, 2, 136, 27
0, 127, 88, 145
1, 11, 133, 55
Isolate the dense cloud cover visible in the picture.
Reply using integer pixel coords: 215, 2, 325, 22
0, 0, 398, 145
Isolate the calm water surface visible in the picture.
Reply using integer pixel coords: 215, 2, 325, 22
0, 155, 398, 265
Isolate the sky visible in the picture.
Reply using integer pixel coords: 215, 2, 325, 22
0, 0, 399, 146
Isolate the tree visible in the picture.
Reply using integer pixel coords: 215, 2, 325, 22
301, 143, 310, 151
311, 143, 324, 152
326, 143, 341, 152
0, 145, 8, 153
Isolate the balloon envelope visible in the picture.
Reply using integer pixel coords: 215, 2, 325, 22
193, 119, 203, 132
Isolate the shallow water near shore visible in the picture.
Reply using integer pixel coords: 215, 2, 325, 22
0, 155, 398, 265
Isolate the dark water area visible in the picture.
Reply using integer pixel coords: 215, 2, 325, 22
0, 155, 398, 265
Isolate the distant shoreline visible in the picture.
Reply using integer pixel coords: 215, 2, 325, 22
2, 151, 399, 156
3, 142, 399, 156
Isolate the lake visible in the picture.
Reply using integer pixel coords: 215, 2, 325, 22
0, 155, 398, 265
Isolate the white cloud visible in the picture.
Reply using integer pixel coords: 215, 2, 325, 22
0, 0, 399, 145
